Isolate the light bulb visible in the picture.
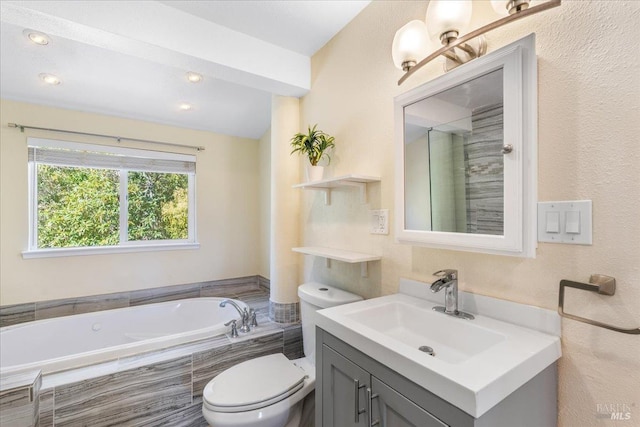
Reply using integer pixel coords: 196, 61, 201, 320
23, 29, 50, 45
39, 73, 60, 85
392, 20, 430, 71
186, 72, 203, 83
426, 0, 473, 43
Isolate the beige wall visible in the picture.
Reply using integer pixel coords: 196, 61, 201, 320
0, 99, 260, 304
258, 126, 271, 279
270, 96, 301, 303
300, 1, 639, 426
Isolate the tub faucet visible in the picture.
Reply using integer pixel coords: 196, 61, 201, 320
219, 299, 251, 333
430, 269, 474, 320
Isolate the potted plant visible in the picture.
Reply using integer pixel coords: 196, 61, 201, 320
290, 124, 335, 182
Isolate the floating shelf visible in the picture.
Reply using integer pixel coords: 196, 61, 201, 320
293, 174, 380, 205
293, 246, 381, 277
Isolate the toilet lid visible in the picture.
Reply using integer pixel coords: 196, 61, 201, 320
203, 353, 307, 413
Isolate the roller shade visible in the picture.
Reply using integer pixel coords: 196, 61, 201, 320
28, 138, 195, 174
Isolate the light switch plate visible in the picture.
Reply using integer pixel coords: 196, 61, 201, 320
370, 209, 389, 235
537, 200, 592, 245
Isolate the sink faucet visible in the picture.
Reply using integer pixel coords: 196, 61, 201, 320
219, 299, 251, 333
430, 269, 474, 320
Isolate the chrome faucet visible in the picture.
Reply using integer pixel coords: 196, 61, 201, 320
430, 269, 474, 320
220, 299, 251, 333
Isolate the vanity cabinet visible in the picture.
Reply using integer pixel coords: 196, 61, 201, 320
321, 345, 369, 426
316, 328, 557, 427
320, 339, 448, 427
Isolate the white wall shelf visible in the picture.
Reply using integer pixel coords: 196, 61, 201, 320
293, 246, 381, 277
293, 174, 380, 205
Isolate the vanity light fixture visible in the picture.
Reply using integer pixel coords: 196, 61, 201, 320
186, 71, 203, 83
23, 29, 50, 45
392, 0, 561, 84
39, 73, 61, 85
178, 103, 193, 111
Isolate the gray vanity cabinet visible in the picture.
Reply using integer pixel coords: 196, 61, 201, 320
321, 344, 369, 426
316, 328, 558, 427
372, 377, 448, 427
322, 344, 446, 427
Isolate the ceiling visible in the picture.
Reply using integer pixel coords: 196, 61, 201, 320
0, 1, 370, 139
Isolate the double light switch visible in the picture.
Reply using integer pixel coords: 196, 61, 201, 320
538, 200, 592, 245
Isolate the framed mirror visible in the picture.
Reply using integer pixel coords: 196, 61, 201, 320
394, 34, 537, 258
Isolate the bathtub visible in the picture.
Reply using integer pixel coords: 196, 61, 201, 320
0, 297, 246, 376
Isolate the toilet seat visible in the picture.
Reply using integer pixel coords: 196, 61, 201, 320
203, 353, 307, 413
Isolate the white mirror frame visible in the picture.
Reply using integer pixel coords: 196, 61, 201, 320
394, 34, 537, 258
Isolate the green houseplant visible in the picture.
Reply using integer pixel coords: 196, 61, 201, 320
290, 124, 335, 181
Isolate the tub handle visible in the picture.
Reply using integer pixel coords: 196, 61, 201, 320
224, 319, 239, 338
249, 308, 258, 327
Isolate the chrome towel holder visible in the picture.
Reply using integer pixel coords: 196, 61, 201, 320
558, 274, 640, 335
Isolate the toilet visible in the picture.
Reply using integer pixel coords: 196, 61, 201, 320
202, 282, 363, 427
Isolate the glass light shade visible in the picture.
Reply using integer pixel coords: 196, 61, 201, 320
426, 0, 473, 41
490, 0, 509, 16
392, 20, 430, 71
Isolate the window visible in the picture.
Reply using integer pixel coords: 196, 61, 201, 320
27, 138, 196, 255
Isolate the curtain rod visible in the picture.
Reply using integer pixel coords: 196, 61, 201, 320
7, 123, 205, 152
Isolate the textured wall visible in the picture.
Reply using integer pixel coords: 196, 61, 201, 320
0, 100, 261, 304
299, 1, 639, 425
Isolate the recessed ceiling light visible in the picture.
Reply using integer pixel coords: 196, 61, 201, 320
186, 72, 203, 83
179, 103, 192, 111
39, 73, 61, 85
23, 29, 50, 45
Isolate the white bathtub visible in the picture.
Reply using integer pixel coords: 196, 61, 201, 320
0, 297, 246, 376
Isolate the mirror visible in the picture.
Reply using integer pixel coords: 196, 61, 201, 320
395, 34, 537, 257
404, 68, 504, 235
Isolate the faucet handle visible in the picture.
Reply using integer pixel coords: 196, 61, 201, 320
224, 319, 239, 338
433, 269, 457, 280
249, 308, 258, 327
239, 308, 251, 333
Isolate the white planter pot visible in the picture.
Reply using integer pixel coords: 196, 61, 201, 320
307, 165, 324, 182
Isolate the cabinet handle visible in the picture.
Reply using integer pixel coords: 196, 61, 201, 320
354, 379, 366, 422
366, 387, 379, 426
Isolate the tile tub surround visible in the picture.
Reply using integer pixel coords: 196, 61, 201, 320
0, 275, 269, 328
2, 279, 305, 426
34, 324, 301, 426
0, 370, 41, 427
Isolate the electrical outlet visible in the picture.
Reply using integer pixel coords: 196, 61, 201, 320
370, 209, 389, 235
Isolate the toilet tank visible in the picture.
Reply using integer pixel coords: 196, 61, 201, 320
297, 282, 363, 364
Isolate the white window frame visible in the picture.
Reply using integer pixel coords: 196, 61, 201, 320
24, 138, 198, 258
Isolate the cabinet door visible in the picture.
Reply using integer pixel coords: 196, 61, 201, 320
371, 377, 449, 427
322, 345, 370, 427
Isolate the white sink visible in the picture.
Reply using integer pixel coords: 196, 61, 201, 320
315, 279, 561, 418
345, 301, 505, 363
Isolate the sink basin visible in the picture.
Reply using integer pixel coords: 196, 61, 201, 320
315, 280, 561, 418
345, 301, 505, 363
